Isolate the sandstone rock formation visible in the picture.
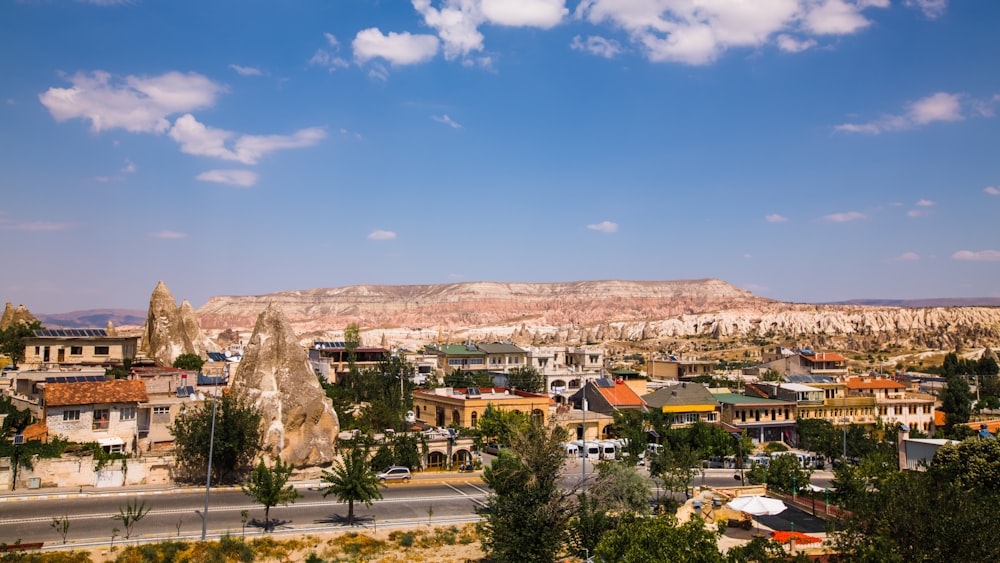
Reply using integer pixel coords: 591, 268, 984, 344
0, 302, 38, 329
195, 279, 1000, 353
140, 281, 218, 366
231, 302, 339, 466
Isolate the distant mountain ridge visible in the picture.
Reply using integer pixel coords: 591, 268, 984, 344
36, 309, 146, 329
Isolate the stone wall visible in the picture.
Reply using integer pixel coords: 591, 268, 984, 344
1, 454, 175, 490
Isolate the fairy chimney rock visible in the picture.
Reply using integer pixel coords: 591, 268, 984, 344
232, 302, 339, 466
1, 302, 38, 330
141, 281, 217, 366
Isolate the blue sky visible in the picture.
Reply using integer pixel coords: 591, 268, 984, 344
2, 0, 998, 313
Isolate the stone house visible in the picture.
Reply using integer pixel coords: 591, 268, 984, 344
642, 382, 720, 427
22, 328, 138, 370
43, 379, 148, 453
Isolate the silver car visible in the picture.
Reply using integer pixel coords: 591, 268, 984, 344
376, 466, 411, 483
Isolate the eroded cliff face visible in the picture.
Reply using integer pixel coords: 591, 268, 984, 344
197, 279, 770, 331
194, 279, 1000, 352
231, 302, 339, 466
140, 281, 218, 366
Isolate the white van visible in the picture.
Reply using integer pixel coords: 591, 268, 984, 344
562, 442, 580, 457
579, 441, 601, 460
598, 440, 618, 460
647, 443, 664, 457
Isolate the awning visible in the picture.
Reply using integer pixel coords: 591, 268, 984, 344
771, 530, 823, 545
98, 437, 125, 447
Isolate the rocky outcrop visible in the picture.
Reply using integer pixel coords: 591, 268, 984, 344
140, 281, 218, 366
0, 302, 38, 329
195, 279, 1000, 352
197, 279, 770, 330
231, 302, 339, 466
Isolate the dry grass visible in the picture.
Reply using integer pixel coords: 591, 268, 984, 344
65, 524, 483, 563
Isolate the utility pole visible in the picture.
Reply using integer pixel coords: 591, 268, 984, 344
201, 380, 220, 541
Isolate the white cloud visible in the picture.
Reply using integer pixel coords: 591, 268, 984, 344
121, 159, 136, 174
0, 221, 72, 231
352, 28, 440, 66
890, 252, 921, 261
368, 229, 397, 241
229, 64, 262, 76
432, 114, 462, 128
804, 0, 880, 36
570, 35, 622, 58
952, 249, 1000, 262
149, 230, 188, 239
765, 213, 789, 223
905, 0, 948, 19
39, 70, 224, 133
310, 33, 351, 70
907, 209, 930, 218
196, 169, 259, 187
776, 34, 817, 53
575, 0, 889, 65
916, 198, 935, 207
368, 64, 390, 82
822, 211, 867, 222
587, 220, 618, 233
412, 0, 567, 61
480, 0, 567, 28
169, 114, 325, 165
909, 92, 963, 124
835, 92, 972, 134
985, 186, 1000, 196
412, 0, 486, 60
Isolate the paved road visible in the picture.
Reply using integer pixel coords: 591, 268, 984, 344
0, 479, 489, 549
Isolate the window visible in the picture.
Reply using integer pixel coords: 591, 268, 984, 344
94, 346, 110, 356
70, 346, 83, 355
152, 406, 171, 415
120, 407, 136, 421
93, 408, 110, 430
471, 411, 478, 427
63, 409, 81, 421
706, 412, 718, 423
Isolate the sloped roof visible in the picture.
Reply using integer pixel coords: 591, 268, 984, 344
477, 342, 527, 354
594, 379, 646, 408
643, 383, 718, 409
801, 352, 847, 362
45, 379, 148, 407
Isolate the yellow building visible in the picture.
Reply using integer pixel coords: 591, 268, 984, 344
412, 387, 550, 428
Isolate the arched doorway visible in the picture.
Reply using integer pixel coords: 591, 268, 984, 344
427, 451, 446, 469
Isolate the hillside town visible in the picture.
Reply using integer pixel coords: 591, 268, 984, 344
1, 282, 998, 562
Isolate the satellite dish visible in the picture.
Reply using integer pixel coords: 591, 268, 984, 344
225, 350, 232, 358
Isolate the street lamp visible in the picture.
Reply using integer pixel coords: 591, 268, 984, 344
201, 378, 221, 541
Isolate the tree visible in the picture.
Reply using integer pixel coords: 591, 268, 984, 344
112, 499, 151, 540
651, 444, 699, 501
590, 460, 652, 515
594, 514, 724, 563
172, 353, 205, 372
759, 453, 811, 494
567, 492, 616, 560
479, 418, 572, 563
796, 418, 841, 462
0, 320, 41, 367
940, 374, 973, 431
50, 515, 70, 544
476, 405, 528, 447
320, 446, 383, 526
505, 366, 544, 393
927, 436, 1000, 492
169, 390, 263, 483
612, 410, 649, 463
242, 457, 301, 532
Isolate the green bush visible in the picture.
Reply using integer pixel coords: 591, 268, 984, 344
398, 532, 415, 548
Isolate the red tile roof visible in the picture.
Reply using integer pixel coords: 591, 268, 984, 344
45, 380, 148, 407
846, 379, 905, 390
596, 381, 646, 407
801, 352, 847, 362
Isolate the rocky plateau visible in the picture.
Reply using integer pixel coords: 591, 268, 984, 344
195, 279, 1000, 354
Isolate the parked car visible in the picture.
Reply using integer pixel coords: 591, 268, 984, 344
376, 466, 411, 483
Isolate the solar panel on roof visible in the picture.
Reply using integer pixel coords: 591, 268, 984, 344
595, 378, 615, 388
34, 328, 108, 338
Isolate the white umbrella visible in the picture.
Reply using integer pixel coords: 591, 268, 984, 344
727, 495, 786, 535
